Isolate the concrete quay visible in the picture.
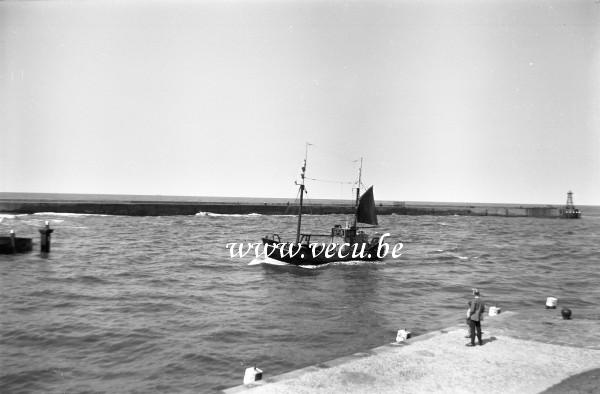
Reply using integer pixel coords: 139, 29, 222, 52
223, 309, 600, 394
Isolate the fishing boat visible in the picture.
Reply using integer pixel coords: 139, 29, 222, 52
261, 147, 382, 266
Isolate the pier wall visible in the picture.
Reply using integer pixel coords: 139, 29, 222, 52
0, 200, 562, 218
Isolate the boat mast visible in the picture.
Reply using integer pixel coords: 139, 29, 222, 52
355, 157, 363, 206
296, 143, 309, 244
353, 157, 363, 227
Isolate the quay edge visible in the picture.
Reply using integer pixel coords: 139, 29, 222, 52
223, 310, 600, 394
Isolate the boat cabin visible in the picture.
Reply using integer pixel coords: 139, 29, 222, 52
331, 224, 370, 244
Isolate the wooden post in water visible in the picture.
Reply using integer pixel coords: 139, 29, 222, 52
9, 230, 16, 254
39, 221, 54, 253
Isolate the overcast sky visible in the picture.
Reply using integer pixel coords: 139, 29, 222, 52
1, 0, 599, 205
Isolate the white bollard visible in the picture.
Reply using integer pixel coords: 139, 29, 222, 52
488, 306, 501, 316
396, 329, 412, 342
545, 297, 558, 309
243, 366, 263, 385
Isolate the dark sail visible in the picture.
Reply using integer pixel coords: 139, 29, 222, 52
356, 186, 378, 225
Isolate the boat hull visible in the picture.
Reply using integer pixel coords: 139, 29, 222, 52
261, 238, 380, 266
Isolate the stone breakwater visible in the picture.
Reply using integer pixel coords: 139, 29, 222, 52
0, 199, 562, 218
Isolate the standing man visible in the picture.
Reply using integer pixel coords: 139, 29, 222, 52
466, 288, 485, 346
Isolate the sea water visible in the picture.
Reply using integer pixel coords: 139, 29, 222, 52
1, 209, 599, 393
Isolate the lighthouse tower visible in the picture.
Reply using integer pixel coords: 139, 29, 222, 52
560, 191, 581, 219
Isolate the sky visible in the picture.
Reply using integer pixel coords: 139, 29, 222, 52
1, 0, 599, 205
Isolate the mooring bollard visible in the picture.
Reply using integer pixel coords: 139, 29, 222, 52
561, 308, 572, 320
488, 306, 501, 316
243, 366, 263, 385
396, 329, 412, 342
39, 221, 54, 253
545, 297, 558, 309
9, 229, 16, 254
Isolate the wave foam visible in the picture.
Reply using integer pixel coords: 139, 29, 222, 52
298, 264, 320, 269
248, 257, 292, 266
248, 257, 387, 269
247, 258, 264, 265
33, 212, 111, 217
196, 212, 262, 217
0, 214, 29, 220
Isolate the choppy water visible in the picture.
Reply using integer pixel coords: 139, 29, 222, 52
1, 210, 599, 393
